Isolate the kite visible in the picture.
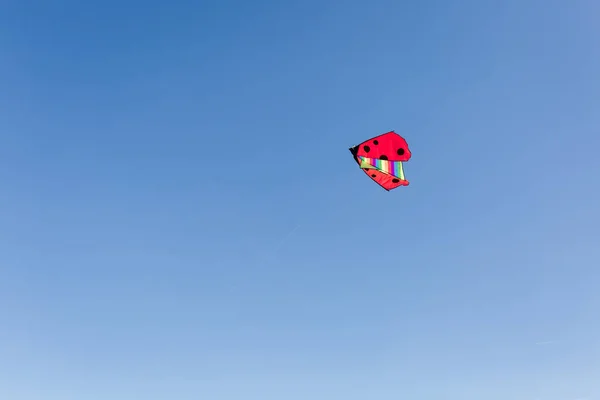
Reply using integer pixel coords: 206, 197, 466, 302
349, 131, 412, 191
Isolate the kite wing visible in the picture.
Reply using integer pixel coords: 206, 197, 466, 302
349, 131, 412, 191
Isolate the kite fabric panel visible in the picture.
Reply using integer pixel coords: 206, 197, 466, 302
349, 131, 412, 191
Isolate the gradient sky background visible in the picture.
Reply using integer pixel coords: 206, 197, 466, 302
1, 0, 599, 399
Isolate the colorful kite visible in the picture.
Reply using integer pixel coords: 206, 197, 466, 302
349, 131, 412, 191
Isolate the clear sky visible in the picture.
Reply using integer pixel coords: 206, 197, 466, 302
1, 0, 599, 399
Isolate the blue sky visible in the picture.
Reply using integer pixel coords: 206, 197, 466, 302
1, 0, 599, 399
